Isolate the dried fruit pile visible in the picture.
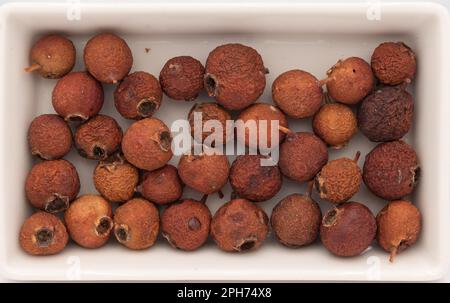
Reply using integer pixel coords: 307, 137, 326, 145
21, 34, 421, 263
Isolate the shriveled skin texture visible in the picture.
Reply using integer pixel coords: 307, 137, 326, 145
371, 42, 416, 85
204, 43, 266, 110
139, 164, 183, 205
28, 35, 76, 79
25, 159, 80, 213
279, 132, 328, 183
83, 33, 133, 84
114, 71, 162, 120
113, 198, 160, 250
75, 115, 123, 160
363, 140, 419, 200
52, 71, 104, 121
376, 200, 421, 260
320, 202, 377, 257
236, 103, 288, 149
178, 154, 230, 195
188, 102, 232, 146
211, 199, 269, 252
326, 57, 374, 105
315, 158, 362, 204
19, 212, 69, 256
122, 118, 173, 171
65, 195, 113, 249
93, 155, 139, 203
358, 86, 414, 142
312, 103, 357, 149
229, 155, 282, 202
161, 199, 211, 251
159, 56, 205, 101
28, 114, 72, 160
272, 70, 323, 118
271, 194, 321, 247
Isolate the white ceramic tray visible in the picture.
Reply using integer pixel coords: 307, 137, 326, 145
0, 2, 449, 281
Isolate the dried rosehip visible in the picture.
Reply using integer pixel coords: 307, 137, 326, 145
139, 164, 183, 205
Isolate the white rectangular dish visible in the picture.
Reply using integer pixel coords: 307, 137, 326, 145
0, 2, 449, 281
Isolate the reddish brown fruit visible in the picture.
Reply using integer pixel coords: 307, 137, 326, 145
279, 132, 328, 183
211, 198, 269, 252
52, 71, 104, 121
271, 183, 321, 247
113, 198, 160, 250
320, 202, 377, 257
188, 102, 232, 146
114, 71, 163, 120
139, 164, 183, 205
25, 159, 80, 213
178, 153, 230, 195
272, 70, 323, 118
325, 57, 374, 104
28, 114, 72, 160
65, 195, 113, 249
229, 154, 282, 202
371, 42, 416, 85
19, 212, 69, 256
312, 103, 357, 149
93, 153, 139, 203
74, 115, 123, 160
25, 35, 76, 79
83, 33, 133, 84
315, 152, 362, 204
376, 200, 421, 262
236, 103, 288, 149
358, 86, 414, 142
159, 56, 205, 101
204, 43, 266, 110
363, 140, 419, 200
161, 199, 211, 251
122, 118, 173, 171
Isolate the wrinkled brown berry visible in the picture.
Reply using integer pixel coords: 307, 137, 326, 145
204, 43, 266, 110
25, 159, 80, 213
320, 202, 377, 257
84, 33, 133, 84
19, 212, 69, 256
161, 199, 211, 251
122, 118, 173, 171
28, 114, 72, 160
371, 42, 416, 85
139, 164, 183, 205
363, 140, 419, 200
113, 198, 160, 250
65, 194, 113, 249
211, 198, 269, 252
358, 86, 414, 142
376, 200, 421, 262
25, 35, 75, 79
188, 102, 232, 146
272, 70, 323, 118
74, 115, 122, 160
114, 71, 162, 120
229, 154, 282, 202
178, 153, 230, 195
315, 152, 362, 204
93, 153, 139, 203
52, 71, 104, 121
326, 57, 374, 104
313, 103, 357, 149
159, 56, 204, 101
236, 103, 288, 149
271, 183, 322, 247
279, 132, 328, 183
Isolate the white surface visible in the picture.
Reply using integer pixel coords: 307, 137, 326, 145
0, 1, 449, 281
